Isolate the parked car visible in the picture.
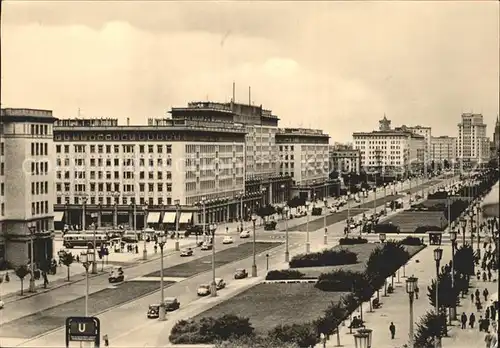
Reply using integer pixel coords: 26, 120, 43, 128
187, 225, 204, 236
222, 236, 234, 244
146, 298, 180, 318
180, 248, 193, 257
215, 278, 226, 290
197, 284, 211, 296
239, 230, 250, 238
108, 266, 124, 283
264, 221, 277, 230
234, 268, 248, 279
201, 242, 213, 250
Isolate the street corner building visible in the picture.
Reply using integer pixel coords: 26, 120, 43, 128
0, 108, 58, 268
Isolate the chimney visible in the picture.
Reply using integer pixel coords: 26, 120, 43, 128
126, 118, 130, 126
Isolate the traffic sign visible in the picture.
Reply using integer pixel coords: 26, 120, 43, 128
65, 316, 100, 347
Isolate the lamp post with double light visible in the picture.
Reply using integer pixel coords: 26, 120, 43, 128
28, 225, 36, 292
174, 199, 180, 251
283, 205, 290, 262
460, 218, 467, 245
156, 231, 167, 321
251, 214, 258, 277
210, 223, 218, 297
353, 331, 370, 348
80, 250, 95, 317
305, 201, 311, 253
406, 276, 418, 348
449, 230, 458, 321
357, 328, 372, 348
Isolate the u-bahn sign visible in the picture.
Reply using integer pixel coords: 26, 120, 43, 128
65, 316, 100, 346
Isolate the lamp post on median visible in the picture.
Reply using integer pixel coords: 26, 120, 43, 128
209, 223, 217, 297
251, 214, 258, 277
406, 276, 418, 348
433, 247, 443, 348
141, 205, 147, 260
156, 231, 167, 321
174, 199, 180, 251
80, 250, 95, 317
305, 201, 311, 253
90, 213, 98, 274
449, 230, 458, 321
323, 198, 328, 245
28, 225, 36, 293
284, 205, 290, 262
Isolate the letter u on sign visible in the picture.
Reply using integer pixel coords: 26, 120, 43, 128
78, 323, 86, 333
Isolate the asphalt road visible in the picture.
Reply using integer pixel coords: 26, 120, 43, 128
287, 208, 368, 232
0, 281, 171, 339
145, 242, 281, 278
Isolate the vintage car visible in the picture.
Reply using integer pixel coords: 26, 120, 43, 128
197, 284, 211, 296
239, 230, 250, 238
264, 221, 277, 231
108, 266, 124, 283
215, 278, 226, 290
180, 248, 194, 257
146, 298, 180, 318
234, 268, 248, 279
201, 242, 213, 250
222, 236, 234, 244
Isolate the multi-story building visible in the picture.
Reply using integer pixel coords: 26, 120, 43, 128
1, 108, 57, 267
457, 113, 489, 166
329, 145, 361, 174
430, 136, 457, 165
396, 125, 432, 168
353, 116, 425, 177
53, 117, 248, 230
491, 115, 500, 159
275, 128, 330, 200
170, 101, 293, 205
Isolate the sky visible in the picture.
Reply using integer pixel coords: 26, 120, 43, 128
1, 1, 499, 142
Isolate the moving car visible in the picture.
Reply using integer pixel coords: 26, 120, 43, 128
234, 268, 248, 279
239, 230, 250, 238
197, 284, 211, 296
146, 298, 181, 318
180, 248, 194, 257
264, 221, 277, 230
215, 278, 226, 290
222, 236, 234, 244
201, 242, 213, 250
108, 266, 124, 283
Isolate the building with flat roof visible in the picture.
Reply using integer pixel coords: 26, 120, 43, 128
395, 124, 432, 168
329, 145, 361, 174
457, 113, 489, 166
1, 108, 57, 267
53, 117, 250, 230
430, 136, 456, 165
275, 128, 331, 200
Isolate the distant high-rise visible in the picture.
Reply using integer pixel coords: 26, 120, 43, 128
457, 113, 489, 165
493, 115, 500, 155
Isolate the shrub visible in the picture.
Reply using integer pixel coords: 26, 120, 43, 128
268, 323, 320, 348
365, 242, 409, 288
414, 225, 443, 233
169, 315, 255, 344
414, 311, 447, 347
427, 272, 460, 310
372, 223, 400, 233
289, 248, 357, 268
315, 270, 369, 292
400, 236, 424, 246
339, 237, 368, 245
265, 270, 307, 280
215, 336, 299, 348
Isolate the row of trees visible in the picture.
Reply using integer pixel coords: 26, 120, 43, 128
288, 248, 358, 268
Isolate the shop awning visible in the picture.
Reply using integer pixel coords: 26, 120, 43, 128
163, 212, 177, 224
147, 212, 161, 224
179, 212, 193, 224
482, 182, 499, 218
53, 211, 65, 222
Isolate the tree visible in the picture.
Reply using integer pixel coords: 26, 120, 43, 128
414, 310, 447, 348
60, 252, 75, 282
15, 265, 30, 295
287, 196, 306, 209
268, 323, 319, 348
256, 205, 276, 221
320, 301, 348, 346
427, 273, 460, 312
454, 245, 475, 280
214, 336, 299, 348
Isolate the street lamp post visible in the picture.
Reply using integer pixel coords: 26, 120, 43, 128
210, 223, 218, 296
323, 198, 328, 245
353, 332, 369, 348
406, 276, 418, 348
305, 201, 311, 253
28, 225, 36, 292
239, 191, 244, 233
80, 250, 95, 317
174, 199, 180, 251
379, 233, 388, 296
141, 205, 147, 260
449, 230, 458, 321
91, 213, 98, 274
157, 231, 167, 321
251, 214, 258, 277
201, 197, 206, 244
284, 205, 290, 262
460, 218, 467, 245
469, 211, 474, 246
433, 247, 443, 348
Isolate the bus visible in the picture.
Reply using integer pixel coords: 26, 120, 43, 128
63, 233, 109, 249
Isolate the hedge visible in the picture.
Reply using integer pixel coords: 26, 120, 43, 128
338, 237, 368, 245
289, 248, 358, 268
414, 225, 443, 233
372, 223, 400, 233
399, 236, 424, 246
315, 270, 369, 292
265, 269, 308, 280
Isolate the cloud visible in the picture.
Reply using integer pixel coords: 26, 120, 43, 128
1, 1, 498, 142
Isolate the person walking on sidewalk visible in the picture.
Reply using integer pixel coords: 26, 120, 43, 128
389, 322, 396, 339
485, 332, 494, 348
103, 334, 109, 347
461, 312, 468, 329
470, 313, 477, 328
484, 288, 489, 301
415, 285, 419, 299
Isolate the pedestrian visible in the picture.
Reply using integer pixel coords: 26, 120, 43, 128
461, 312, 468, 329
43, 272, 49, 288
135, 245, 139, 254
491, 306, 497, 321
389, 322, 396, 339
76, 255, 80, 263
484, 288, 489, 301
154, 245, 158, 254
415, 286, 419, 299
472, 293, 476, 303
479, 315, 484, 332
5, 272, 9, 282
476, 289, 481, 300
478, 271, 482, 280
486, 307, 491, 320
470, 313, 476, 328
483, 272, 488, 282
488, 270, 492, 282
485, 332, 494, 348
103, 334, 109, 347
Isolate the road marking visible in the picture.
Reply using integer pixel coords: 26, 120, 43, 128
129, 276, 187, 282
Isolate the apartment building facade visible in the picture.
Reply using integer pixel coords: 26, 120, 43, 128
430, 136, 456, 164
275, 128, 331, 200
457, 113, 489, 165
329, 145, 361, 174
1, 108, 57, 267
53, 117, 249, 230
